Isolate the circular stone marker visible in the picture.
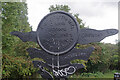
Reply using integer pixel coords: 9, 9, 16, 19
37, 11, 79, 55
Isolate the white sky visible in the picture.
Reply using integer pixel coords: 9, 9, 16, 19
26, 0, 119, 44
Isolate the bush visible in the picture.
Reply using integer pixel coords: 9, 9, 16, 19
2, 54, 38, 78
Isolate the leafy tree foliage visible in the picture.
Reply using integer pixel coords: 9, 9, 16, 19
49, 5, 70, 12
87, 43, 118, 72
116, 41, 120, 70
2, 2, 38, 78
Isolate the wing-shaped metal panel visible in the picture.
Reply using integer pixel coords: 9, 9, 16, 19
10, 31, 37, 43
78, 28, 118, 44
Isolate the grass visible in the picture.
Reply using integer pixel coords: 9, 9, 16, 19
37, 70, 120, 80
69, 70, 120, 78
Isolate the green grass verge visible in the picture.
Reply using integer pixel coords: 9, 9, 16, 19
69, 70, 120, 78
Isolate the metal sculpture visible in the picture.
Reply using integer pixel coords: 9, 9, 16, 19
11, 11, 118, 79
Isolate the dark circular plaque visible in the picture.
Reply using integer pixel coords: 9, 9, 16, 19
37, 11, 79, 55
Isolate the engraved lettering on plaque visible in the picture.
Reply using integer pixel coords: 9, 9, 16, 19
37, 12, 79, 55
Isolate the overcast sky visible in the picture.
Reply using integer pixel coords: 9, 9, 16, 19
26, 0, 119, 44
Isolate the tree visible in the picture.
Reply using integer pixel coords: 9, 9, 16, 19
2, 2, 37, 78
117, 41, 120, 70
2, 2, 31, 55
49, 5, 70, 12
86, 43, 119, 72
